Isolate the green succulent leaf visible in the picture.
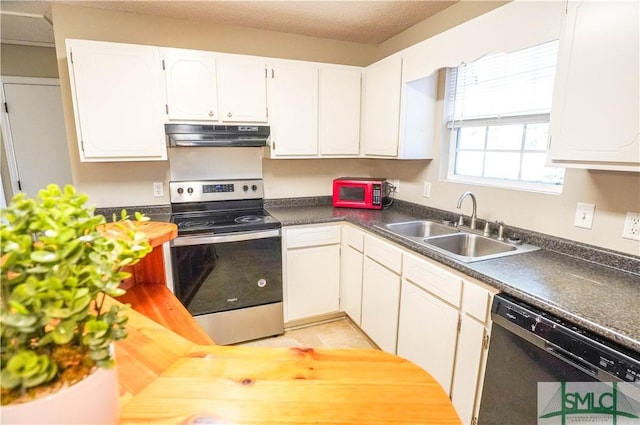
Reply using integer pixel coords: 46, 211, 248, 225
51, 319, 76, 344
2, 312, 38, 328
0, 368, 22, 390
30, 250, 60, 264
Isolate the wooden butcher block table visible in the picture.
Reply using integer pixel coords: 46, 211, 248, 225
102, 221, 461, 424
109, 296, 461, 425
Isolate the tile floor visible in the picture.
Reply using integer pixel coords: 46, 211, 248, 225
235, 318, 377, 349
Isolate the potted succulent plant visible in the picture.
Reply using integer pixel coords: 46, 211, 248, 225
0, 184, 151, 423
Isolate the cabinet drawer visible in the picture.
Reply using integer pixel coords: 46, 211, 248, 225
403, 254, 462, 308
462, 280, 491, 323
344, 226, 364, 252
286, 225, 341, 249
364, 235, 402, 273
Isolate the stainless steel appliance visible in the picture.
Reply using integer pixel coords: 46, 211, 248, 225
165, 124, 270, 147
169, 179, 283, 345
478, 293, 640, 424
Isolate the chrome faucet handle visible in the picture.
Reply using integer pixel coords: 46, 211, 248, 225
483, 221, 491, 237
496, 221, 505, 241
457, 215, 465, 227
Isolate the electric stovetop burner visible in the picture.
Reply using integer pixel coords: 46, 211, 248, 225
234, 215, 266, 224
172, 209, 280, 235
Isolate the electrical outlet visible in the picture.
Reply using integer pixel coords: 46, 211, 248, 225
388, 179, 399, 193
423, 181, 431, 198
153, 182, 164, 197
622, 211, 640, 241
574, 202, 595, 229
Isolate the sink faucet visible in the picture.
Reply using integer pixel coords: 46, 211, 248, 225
456, 192, 477, 230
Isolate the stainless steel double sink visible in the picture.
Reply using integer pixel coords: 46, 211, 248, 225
376, 220, 539, 263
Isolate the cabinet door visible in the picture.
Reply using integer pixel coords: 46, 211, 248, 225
548, 1, 639, 171
362, 55, 402, 157
319, 66, 361, 156
286, 244, 340, 322
163, 49, 217, 121
340, 244, 363, 325
361, 257, 401, 353
67, 40, 167, 161
269, 62, 319, 156
217, 56, 267, 123
451, 315, 487, 424
397, 280, 459, 394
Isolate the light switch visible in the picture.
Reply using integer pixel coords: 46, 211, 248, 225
574, 202, 595, 229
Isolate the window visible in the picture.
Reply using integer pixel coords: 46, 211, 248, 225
445, 40, 564, 193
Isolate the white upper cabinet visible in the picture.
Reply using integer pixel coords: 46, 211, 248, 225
266, 62, 362, 159
362, 55, 403, 157
318, 66, 362, 156
548, 1, 640, 171
66, 39, 167, 161
217, 55, 268, 123
362, 54, 435, 159
162, 49, 269, 124
162, 48, 218, 121
267, 61, 319, 156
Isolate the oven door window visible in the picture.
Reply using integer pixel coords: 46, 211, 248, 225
171, 236, 282, 316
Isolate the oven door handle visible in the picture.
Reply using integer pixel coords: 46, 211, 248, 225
171, 229, 281, 246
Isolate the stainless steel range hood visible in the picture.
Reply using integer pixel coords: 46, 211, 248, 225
165, 124, 270, 147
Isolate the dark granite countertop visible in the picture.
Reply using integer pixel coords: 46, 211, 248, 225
266, 200, 640, 354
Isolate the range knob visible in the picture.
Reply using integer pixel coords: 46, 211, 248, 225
243, 185, 249, 192
251, 185, 258, 191
187, 187, 194, 194
177, 187, 184, 195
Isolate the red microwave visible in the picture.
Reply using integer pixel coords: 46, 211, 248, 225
332, 177, 386, 210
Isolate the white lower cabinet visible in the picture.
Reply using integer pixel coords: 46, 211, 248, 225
284, 223, 495, 422
451, 315, 487, 424
360, 235, 402, 353
451, 279, 494, 425
340, 226, 364, 325
397, 258, 462, 393
284, 225, 341, 322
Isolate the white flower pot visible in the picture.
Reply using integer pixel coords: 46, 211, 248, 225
1, 365, 119, 424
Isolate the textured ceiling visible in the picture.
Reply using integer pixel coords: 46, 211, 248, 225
0, 1, 457, 46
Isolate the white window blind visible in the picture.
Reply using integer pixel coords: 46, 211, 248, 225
447, 40, 559, 124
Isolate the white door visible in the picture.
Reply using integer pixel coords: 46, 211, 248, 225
361, 257, 401, 353
397, 280, 460, 394
286, 244, 341, 321
1, 79, 72, 197
362, 55, 402, 157
217, 56, 267, 123
340, 244, 364, 324
268, 61, 318, 156
67, 39, 167, 161
163, 49, 218, 121
318, 66, 361, 155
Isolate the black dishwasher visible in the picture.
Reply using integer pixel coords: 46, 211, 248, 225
478, 294, 640, 425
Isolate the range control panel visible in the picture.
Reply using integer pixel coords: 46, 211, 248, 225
170, 179, 264, 203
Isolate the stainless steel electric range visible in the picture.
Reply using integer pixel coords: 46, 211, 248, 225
169, 179, 283, 345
